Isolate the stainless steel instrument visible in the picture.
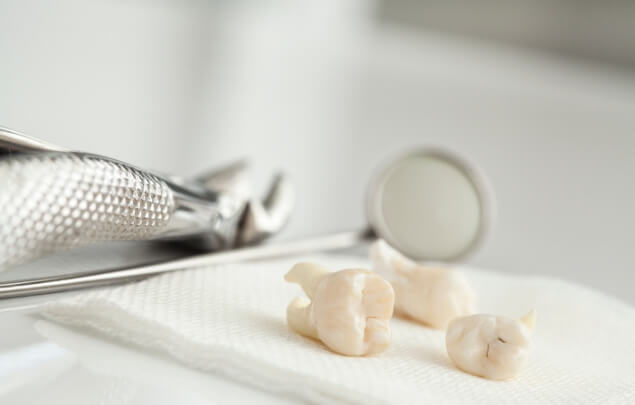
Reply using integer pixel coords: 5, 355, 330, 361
0, 126, 494, 299
0, 127, 294, 270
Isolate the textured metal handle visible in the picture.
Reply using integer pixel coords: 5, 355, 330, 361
0, 153, 175, 269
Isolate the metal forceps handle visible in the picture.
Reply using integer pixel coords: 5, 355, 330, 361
0, 152, 177, 269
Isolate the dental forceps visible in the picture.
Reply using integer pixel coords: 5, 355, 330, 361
0, 126, 294, 270
0, 126, 494, 298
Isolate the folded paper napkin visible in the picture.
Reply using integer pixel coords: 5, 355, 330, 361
43, 255, 635, 404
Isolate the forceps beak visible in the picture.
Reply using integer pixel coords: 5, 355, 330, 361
195, 160, 295, 246
195, 159, 252, 200
237, 174, 295, 246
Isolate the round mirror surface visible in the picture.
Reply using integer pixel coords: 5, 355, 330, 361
367, 149, 492, 261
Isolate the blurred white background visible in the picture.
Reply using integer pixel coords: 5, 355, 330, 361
1, 0, 634, 303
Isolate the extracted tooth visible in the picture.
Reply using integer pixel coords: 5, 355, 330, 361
284, 263, 395, 356
370, 239, 476, 329
445, 311, 536, 380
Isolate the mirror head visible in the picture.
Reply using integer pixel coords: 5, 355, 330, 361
367, 148, 494, 262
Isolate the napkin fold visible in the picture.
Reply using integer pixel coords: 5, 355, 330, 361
43, 255, 635, 404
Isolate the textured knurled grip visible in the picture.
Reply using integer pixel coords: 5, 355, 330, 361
0, 153, 175, 269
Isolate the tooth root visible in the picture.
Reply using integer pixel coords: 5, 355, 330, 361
520, 310, 537, 332
286, 297, 318, 339
284, 263, 331, 299
370, 239, 417, 278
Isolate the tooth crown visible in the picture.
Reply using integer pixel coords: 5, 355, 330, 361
445, 313, 535, 380
370, 240, 476, 329
285, 264, 395, 356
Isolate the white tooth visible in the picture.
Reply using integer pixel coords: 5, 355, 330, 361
285, 264, 395, 356
445, 312, 535, 380
370, 239, 476, 329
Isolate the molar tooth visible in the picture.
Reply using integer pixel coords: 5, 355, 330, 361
446, 312, 535, 380
370, 239, 476, 329
284, 264, 395, 356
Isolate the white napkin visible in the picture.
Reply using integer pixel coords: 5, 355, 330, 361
43, 255, 635, 404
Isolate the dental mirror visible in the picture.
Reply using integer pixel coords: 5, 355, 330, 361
0, 146, 494, 298
366, 148, 492, 261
